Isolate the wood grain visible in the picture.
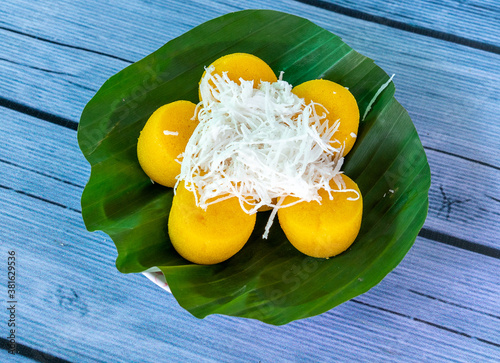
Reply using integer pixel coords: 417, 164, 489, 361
2, 186, 498, 362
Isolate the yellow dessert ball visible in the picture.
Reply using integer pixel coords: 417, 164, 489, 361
292, 79, 360, 156
168, 182, 257, 265
277, 174, 363, 258
200, 53, 277, 100
137, 100, 198, 187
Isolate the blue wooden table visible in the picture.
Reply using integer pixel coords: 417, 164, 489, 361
1, 0, 499, 361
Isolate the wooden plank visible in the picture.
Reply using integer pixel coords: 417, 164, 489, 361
298, 0, 500, 49
2, 103, 498, 252
357, 239, 500, 341
2, 184, 499, 362
0, 0, 499, 167
0, 108, 87, 212
0, 0, 230, 62
425, 150, 500, 253
0, 27, 124, 122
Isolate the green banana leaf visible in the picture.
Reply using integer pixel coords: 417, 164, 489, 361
78, 9, 430, 325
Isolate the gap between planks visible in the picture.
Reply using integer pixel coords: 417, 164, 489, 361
350, 299, 500, 349
0, 25, 134, 64
294, 0, 500, 54
0, 338, 72, 363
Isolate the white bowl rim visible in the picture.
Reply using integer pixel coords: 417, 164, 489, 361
143, 269, 172, 293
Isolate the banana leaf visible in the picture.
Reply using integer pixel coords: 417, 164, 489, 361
78, 9, 430, 325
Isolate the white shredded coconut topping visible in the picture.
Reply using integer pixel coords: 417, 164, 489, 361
163, 130, 179, 136
177, 66, 359, 238
350, 132, 357, 138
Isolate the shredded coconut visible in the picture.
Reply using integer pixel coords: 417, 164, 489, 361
177, 66, 359, 238
163, 130, 179, 136
362, 74, 395, 121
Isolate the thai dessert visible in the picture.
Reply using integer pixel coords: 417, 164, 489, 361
137, 53, 362, 264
